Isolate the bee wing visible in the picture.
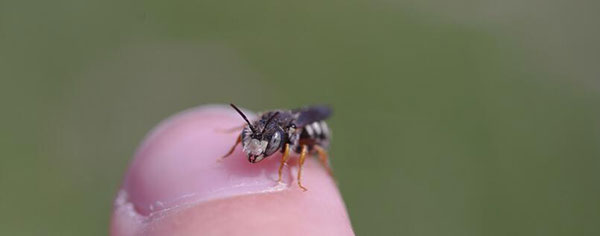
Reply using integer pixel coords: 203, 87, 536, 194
293, 105, 332, 127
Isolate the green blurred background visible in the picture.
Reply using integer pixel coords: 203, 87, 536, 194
1, 0, 599, 235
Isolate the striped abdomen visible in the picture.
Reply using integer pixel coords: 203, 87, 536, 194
297, 121, 331, 151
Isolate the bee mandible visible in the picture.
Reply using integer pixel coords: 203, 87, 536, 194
221, 104, 332, 191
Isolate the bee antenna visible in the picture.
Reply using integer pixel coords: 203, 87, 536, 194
230, 104, 257, 133
262, 112, 280, 134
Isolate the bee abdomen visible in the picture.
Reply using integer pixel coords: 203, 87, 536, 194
300, 121, 330, 142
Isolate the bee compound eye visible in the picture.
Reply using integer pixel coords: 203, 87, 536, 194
264, 131, 281, 155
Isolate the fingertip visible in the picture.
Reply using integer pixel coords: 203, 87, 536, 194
111, 104, 353, 235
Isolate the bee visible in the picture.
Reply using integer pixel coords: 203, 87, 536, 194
221, 104, 332, 191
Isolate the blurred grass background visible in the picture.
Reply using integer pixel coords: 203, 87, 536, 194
1, 0, 599, 235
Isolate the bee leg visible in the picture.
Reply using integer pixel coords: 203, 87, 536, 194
277, 143, 290, 183
297, 145, 309, 191
314, 145, 333, 176
219, 134, 241, 161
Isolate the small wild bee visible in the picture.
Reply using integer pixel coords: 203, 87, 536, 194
221, 104, 332, 191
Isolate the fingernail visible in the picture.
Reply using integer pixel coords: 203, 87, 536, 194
118, 105, 292, 216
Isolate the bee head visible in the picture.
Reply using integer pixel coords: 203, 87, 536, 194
230, 104, 282, 163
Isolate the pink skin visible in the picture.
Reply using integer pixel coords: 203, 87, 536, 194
110, 105, 354, 235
